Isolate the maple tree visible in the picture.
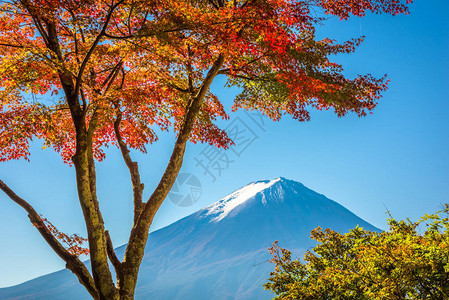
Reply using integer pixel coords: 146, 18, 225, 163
0, 0, 412, 298
265, 205, 449, 299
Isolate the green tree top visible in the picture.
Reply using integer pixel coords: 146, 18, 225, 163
265, 205, 449, 300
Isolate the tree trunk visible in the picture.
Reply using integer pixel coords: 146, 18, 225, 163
72, 124, 118, 300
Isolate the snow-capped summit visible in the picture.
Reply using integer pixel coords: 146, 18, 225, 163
0, 177, 378, 300
205, 178, 281, 222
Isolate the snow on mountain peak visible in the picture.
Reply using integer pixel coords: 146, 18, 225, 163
205, 178, 281, 222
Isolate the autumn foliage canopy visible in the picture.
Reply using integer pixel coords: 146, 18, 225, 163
0, 0, 411, 163
0, 0, 412, 298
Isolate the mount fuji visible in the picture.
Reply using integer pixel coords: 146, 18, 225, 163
0, 177, 378, 299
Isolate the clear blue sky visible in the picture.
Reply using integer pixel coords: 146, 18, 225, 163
1, 0, 448, 288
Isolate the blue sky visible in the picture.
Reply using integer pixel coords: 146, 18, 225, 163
1, 0, 448, 288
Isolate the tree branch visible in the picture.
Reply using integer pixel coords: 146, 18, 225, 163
105, 230, 122, 275
193, 53, 225, 103
118, 54, 225, 296
168, 82, 190, 93
0, 42, 24, 48
0, 180, 98, 299
103, 60, 123, 93
103, 26, 191, 40
207, 0, 219, 10
113, 108, 144, 225
74, 0, 124, 99
217, 69, 273, 82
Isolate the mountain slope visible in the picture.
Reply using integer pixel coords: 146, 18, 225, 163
0, 177, 378, 299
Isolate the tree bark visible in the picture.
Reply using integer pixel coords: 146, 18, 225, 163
72, 120, 119, 300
